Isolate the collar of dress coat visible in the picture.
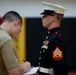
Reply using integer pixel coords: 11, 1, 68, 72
48, 27, 61, 34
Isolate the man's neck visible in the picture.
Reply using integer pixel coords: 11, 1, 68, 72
48, 21, 60, 30
0, 22, 10, 34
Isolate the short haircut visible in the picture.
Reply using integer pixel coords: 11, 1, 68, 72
56, 14, 64, 22
2, 11, 22, 25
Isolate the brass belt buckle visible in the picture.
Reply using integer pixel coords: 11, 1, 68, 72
48, 68, 54, 75
48, 68, 51, 74
38, 66, 40, 71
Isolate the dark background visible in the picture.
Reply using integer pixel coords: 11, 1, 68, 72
26, 17, 76, 71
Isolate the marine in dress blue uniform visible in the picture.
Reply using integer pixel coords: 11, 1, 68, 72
38, 2, 68, 75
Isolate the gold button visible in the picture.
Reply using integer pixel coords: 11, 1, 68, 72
43, 50, 45, 52
40, 51, 41, 54
56, 32, 57, 34
38, 62, 40, 65
48, 31, 50, 34
39, 57, 41, 60
46, 36, 48, 39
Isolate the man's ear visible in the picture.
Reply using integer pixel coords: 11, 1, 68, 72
15, 20, 20, 27
52, 15, 57, 20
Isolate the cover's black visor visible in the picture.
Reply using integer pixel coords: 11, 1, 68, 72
40, 10, 55, 15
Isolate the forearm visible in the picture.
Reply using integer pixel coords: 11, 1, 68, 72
8, 66, 24, 75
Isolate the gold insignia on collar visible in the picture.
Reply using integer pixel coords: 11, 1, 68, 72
48, 31, 50, 34
52, 46, 63, 60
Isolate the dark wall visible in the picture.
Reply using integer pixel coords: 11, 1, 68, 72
26, 17, 76, 71
61, 18, 76, 71
26, 18, 47, 66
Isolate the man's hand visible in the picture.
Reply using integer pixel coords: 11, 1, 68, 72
22, 61, 31, 72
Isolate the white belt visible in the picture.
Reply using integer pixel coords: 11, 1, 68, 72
39, 67, 54, 75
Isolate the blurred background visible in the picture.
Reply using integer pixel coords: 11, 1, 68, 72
0, 0, 76, 75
